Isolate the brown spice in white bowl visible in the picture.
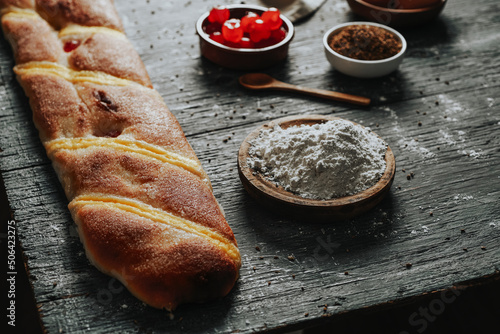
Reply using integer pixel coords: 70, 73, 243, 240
329, 25, 402, 60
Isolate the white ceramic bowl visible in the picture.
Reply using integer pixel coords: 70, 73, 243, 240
323, 21, 407, 78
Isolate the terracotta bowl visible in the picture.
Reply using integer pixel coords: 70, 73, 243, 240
346, 0, 448, 27
195, 4, 294, 70
237, 115, 396, 221
363, 0, 442, 9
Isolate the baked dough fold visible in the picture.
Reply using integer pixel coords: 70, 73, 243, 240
1, 0, 240, 310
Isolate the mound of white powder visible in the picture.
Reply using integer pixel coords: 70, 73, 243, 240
247, 119, 388, 200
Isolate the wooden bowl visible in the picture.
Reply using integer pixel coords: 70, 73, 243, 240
363, 0, 442, 9
346, 0, 448, 27
195, 4, 294, 70
237, 115, 396, 221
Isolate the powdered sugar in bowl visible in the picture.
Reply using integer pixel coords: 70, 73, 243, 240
237, 115, 396, 220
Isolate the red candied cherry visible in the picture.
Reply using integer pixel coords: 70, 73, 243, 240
261, 7, 282, 30
63, 40, 81, 52
270, 26, 287, 43
204, 22, 222, 35
238, 36, 255, 49
249, 19, 271, 43
254, 38, 275, 49
222, 18, 243, 43
208, 5, 230, 25
241, 11, 259, 33
210, 31, 225, 44
223, 41, 240, 48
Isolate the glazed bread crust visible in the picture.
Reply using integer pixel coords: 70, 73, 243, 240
0, 0, 240, 310
35, 0, 123, 30
67, 32, 152, 87
74, 204, 238, 310
1, 12, 62, 63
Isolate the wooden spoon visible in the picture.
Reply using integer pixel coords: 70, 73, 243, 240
239, 73, 371, 106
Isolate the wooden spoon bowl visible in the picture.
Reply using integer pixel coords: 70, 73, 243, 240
237, 115, 396, 221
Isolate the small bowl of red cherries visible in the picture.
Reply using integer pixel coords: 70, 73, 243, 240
196, 4, 294, 70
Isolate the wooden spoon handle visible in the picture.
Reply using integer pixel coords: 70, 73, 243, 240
273, 82, 371, 106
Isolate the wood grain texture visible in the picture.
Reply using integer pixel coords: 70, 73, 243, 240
1, 0, 499, 333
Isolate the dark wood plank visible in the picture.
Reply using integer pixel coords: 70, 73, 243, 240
1, 0, 499, 333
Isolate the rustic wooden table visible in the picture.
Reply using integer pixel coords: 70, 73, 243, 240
1, 0, 499, 333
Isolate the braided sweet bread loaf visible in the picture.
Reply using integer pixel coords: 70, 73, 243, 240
1, 0, 241, 310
